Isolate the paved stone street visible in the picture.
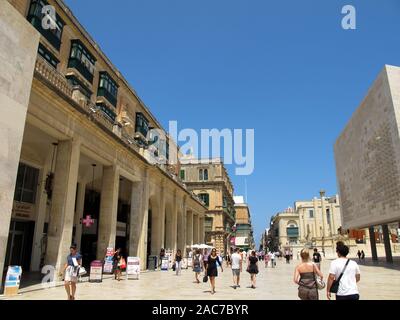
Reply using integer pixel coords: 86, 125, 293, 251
3, 257, 400, 300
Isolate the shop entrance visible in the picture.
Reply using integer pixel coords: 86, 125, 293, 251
4, 220, 35, 272
80, 190, 100, 268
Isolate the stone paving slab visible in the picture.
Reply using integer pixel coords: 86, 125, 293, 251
2, 258, 400, 300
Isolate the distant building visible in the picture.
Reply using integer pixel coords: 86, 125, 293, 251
233, 196, 255, 250
180, 157, 236, 254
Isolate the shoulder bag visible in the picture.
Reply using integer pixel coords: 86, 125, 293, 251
313, 264, 325, 290
329, 259, 350, 294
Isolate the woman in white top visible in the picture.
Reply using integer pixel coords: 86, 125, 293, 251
327, 242, 361, 300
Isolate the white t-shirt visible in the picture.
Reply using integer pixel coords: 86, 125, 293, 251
329, 258, 360, 296
231, 253, 242, 270
269, 252, 275, 259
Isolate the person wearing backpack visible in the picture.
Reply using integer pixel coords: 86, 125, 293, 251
193, 249, 203, 283
327, 242, 361, 300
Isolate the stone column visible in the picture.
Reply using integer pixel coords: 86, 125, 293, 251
313, 198, 319, 237
158, 185, 166, 251
171, 194, 178, 252
199, 217, 204, 244
30, 166, 49, 271
193, 214, 199, 244
128, 170, 149, 269
382, 224, 393, 263
97, 165, 119, 259
186, 211, 193, 247
178, 197, 187, 254
320, 195, 327, 238
0, 0, 40, 289
369, 226, 378, 261
74, 182, 86, 252
45, 139, 81, 273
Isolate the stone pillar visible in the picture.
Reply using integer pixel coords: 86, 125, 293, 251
199, 217, 204, 244
193, 214, 199, 244
45, 139, 81, 273
369, 226, 378, 261
186, 211, 193, 247
0, 0, 40, 289
30, 166, 49, 271
171, 195, 178, 252
74, 182, 86, 252
313, 198, 319, 237
320, 196, 327, 238
97, 165, 119, 259
158, 186, 166, 251
129, 170, 149, 269
382, 224, 393, 263
178, 197, 187, 254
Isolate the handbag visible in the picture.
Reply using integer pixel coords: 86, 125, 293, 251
313, 264, 325, 290
330, 259, 350, 294
172, 262, 176, 271
78, 266, 87, 276
203, 275, 208, 283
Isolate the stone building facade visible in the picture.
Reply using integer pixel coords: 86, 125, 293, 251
0, 0, 206, 288
233, 196, 255, 250
335, 65, 400, 263
179, 158, 235, 254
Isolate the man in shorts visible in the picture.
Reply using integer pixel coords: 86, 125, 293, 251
231, 248, 243, 289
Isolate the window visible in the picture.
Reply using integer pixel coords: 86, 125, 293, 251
204, 217, 213, 232
179, 169, 185, 181
97, 71, 118, 107
309, 209, 314, 218
96, 103, 116, 123
199, 193, 209, 207
38, 43, 59, 68
199, 169, 203, 181
326, 209, 331, 225
68, 39, 96, 83
14, 163, 39, 204
135, 113, 149, 138
203, 169, 209, 181
27, 0, 64, 51
66, 75, 92, 99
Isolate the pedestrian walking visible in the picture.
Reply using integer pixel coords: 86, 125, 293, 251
269, 251, 276, 268
159, 248, 165, 269
285, 249, 291, 264
293, 249, 324, 300
112, 248, 124, 281
60, 244, 82, 300
174, 249, 183, 276
312, 248, 322, 270
206, 248, 223, 294
193, 249, 203, 283
327, 242, 361, 300
203, 248, 209, 275
247, 251, 259, 289
231, 248, 242, 289
357, 250, 361, 262
361, 250, 365, 262
264, 252, 270, 268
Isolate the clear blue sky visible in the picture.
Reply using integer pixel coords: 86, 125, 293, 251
65, 0, 400, 247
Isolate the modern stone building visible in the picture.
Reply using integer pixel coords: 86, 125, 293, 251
335, 65, 400, 263
233, 196, 255, 251
0, 0, 207, 289
180, 157, 236, 254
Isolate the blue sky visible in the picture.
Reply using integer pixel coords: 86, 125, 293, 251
64, 0, 400, 246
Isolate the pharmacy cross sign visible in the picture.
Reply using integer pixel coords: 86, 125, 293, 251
82, 215, 94, 228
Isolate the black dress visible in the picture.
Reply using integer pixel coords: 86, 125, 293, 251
207, 255, 222, 277
247, 256, 259, 274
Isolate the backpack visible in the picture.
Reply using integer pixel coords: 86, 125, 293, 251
194, 254, 201, 267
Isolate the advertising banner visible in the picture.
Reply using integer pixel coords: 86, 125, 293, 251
127, 257, 140, 280
4, 266, 22, 296
160, 257, 169, 271
89, 260, 103, 283
182, 258, 188, 269
103, 247, 114, 274
187, 257, 193, 267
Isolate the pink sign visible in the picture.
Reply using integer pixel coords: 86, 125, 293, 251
82, 215, 94, 227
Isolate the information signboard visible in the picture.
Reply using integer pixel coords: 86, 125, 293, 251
89, 260, 103, 283
4, 266, 22, 296
127, 257, 140, 280
103, 247, 114, 274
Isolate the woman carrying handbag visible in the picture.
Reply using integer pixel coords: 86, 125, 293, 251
293, 249, 324, 300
